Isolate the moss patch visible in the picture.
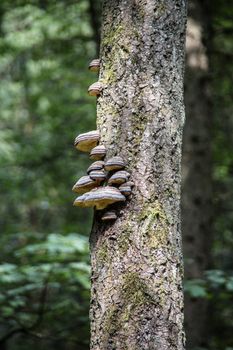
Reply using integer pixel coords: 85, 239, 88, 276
101, 23, 132, 85
102, 24, 124, 48
139, 201, 169, 248
117, 223, 131, 254
102, 272, 155, 346
156, 3, 167, 16
96, 239, 110, 264
122, 272, 150, 307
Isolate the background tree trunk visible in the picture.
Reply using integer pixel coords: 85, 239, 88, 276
88, 0, 101, 52
182, 1, 212, 349
90, 1, 187, 349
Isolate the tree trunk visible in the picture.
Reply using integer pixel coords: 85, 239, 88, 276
90, 1, 187, 349
182, 1, 212, 348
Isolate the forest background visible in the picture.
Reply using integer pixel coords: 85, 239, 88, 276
0, 1, 232, 349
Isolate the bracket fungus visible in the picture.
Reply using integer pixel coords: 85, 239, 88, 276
89, 170, 106, 183
73, 194, 87, 208
90, 145, 106, 160
88, 58, 100, 72
72, 175, 97, 194
87, 160, 105, 174
74, 186, 126, 210
88, 82, 103, 96
104, 156, 125, 171
74, 130, 100, 152
108, 170, 130, 185
119, 182, 133, 196
126, 181, 134, 187
101, 210, 117, 221
72, 126, 132, 218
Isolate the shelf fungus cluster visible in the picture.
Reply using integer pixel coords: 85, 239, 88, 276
72, 59, 134, 221
72, 135, 134, 219
72, 142, 133, 221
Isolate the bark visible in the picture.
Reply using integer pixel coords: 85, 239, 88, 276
182, 1, 212, 348
90, 1, 187, 349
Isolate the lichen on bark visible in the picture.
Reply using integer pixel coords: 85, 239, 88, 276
90, 1, 187, 349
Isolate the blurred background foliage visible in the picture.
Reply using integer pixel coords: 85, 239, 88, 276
210, 0, 233, 348
0, 0, 232, 349
0, 1, 101, 349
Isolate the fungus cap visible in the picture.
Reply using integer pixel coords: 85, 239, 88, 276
89, 170, 106, 182
74, 130, 99, 152
84, 186, 126, 210
101, 210, 117, 221
90, 145, 106, 160
104, 156, 125, 171
72, 175, 97, 194
89, 58, 100, 72
123, 171, 131, 179
108, 170, 130, 185
87, 160, 105, 174
88, 82, 103, 96
126, 181, 134, 187
73, 192, 98, 208
73, 194, 87, 208
119, 182, 132, 196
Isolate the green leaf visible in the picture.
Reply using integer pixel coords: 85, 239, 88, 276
184, 279, 208, 298
226, 277, 233, 291
205, 270, 226, 286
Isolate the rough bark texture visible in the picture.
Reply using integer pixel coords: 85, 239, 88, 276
90, 1, 187, 349
182, 1, 212, 348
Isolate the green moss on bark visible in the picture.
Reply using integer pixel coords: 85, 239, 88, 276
96, 240, 110, 264
122, 272, 150, 306
117, 223, 131, 254
102, 272, 156, 345
102, 24, 124, 47
101, 24, 131, 85
138, 201, 169, 248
